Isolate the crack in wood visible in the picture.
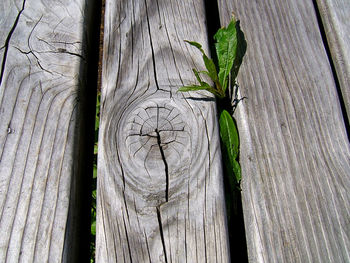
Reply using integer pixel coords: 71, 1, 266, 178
144, 0, 169, 94
126, 103, 186, 167
156, 206, 168, 263
155, 128, 169, 202
125, 102, 186, 202
144, 0, 159, 91
115, 98, 192, 205
0, 0, 26, 86
13, 15, 82, 77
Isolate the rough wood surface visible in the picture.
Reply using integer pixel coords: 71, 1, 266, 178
96, 0, 229, 262
218, 0, 350, 262
315, 0, 350, 122
0, 0, 98, 261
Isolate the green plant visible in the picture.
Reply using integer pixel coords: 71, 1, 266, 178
179, 15, 247, 189
90, 91, 100, 263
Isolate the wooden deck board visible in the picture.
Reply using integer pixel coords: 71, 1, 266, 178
315, 0, 350, 122
218, 0, 350, 262
96, 0, 229, 262
0, 0, 99, 261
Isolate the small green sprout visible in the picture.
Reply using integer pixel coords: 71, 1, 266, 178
178, 15, 247, 187
179, 15, 246, 101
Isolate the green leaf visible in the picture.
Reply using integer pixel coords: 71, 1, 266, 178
95, 117, 99, 132
91, 220, 96, 235
179, 84, 222, 97
95, 91, 101, 142
214, 22, 236, 92
219, 110, 239, 158
178, 84, 209, 92
214, 16, 246, 93
94, 144, 98, 155
184, 40, 203, 50
192, 68, 205, 85
185, 41, 219, 85
96, 92, 100, 113
219, 110, 241, 183
202, 53, 218, 83
232, 159, 241, 184
93, 163, 97, 179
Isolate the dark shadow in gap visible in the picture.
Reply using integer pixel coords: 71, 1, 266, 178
62, 0, 102, 262
203, 0, 221, 65
223, 180, 249, 263
181, 96, 216, 102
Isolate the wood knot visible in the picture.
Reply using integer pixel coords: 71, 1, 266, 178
126, 102, 186, 166
114, 98, 192, 204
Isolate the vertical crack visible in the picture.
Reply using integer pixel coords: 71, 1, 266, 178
0, 0, 26, 86
155, 128, 169, 202
144, 0, 169, 94
156, 206, 168, 263
122, 214, 133, 263
144, 0, 160, 91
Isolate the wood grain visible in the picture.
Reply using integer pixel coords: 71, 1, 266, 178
0, 0, 98, 261
217, 0, 350, 262
315, 0, 350, 122
96, 0, 229, 262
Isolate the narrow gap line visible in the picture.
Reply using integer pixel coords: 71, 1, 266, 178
155, 128, 169, 202
203, 0, 221, 64
88, 0, 105, 262
156, 206, 169, 263
144, 0, 160, 91
122, 213, 134, 263
97, 0, 105, 92
311, 0, 350, 142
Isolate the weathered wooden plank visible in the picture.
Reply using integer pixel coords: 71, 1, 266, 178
96, 0, 230, 262
0, 0, 99, 261
315, 0, 350, 122
217, 0, 350, 262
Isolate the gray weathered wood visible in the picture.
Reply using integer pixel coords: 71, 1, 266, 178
0, 0, 97, 261
96, 0, 230, 262
315, 0, 350, 122
217, 0, 350, 262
